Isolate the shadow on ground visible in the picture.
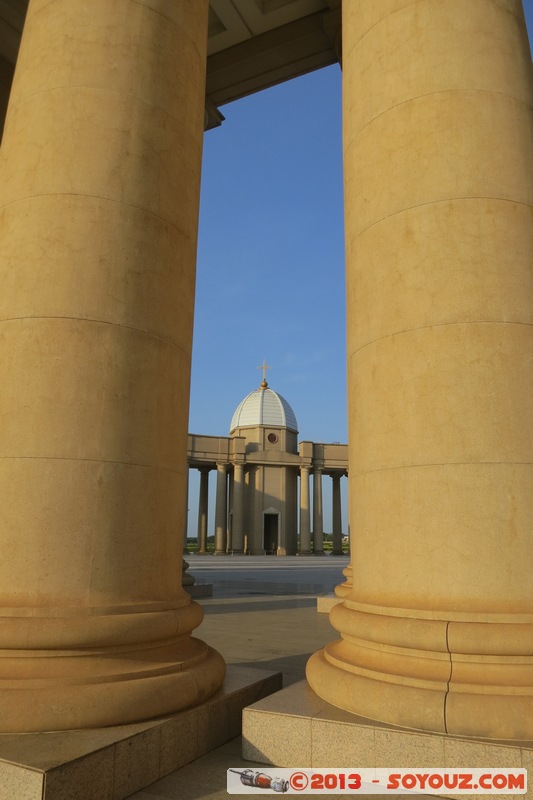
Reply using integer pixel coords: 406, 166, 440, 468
200, 596, 318, 614
236, 652, 321, 686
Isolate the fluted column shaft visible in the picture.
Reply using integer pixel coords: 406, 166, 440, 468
0, 0, 224, 732
308, 0, 533, 740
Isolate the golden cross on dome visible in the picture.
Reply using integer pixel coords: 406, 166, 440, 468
257, 359, 271, 388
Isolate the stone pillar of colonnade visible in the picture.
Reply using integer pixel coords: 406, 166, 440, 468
334, 486, 351, 598
312, 468, 324, 554
331, 473, 343, 555
299, 466, 312, 554
307, 0, 533, 739
197, 467, 210, 553
232, 463, 245, 553
183, 468, 190, 553
0, 0, 225, 732
214, 463, 228, 554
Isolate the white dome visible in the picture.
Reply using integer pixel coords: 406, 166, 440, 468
230, 385, 298, 433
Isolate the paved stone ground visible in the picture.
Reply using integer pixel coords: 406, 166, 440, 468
189, 554, 347, 687
127, 556, 435, 800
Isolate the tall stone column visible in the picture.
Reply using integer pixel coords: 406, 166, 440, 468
299, 466, 311, 554
308, 0, 533, 739
312, 468, 324, 554
197, 467, 210, 554
183, 467, 190, 553
214, 463, 228, 554
232, 463, 245, 553
0, 0, 225, 732
331, 473, 343, 555
226, 472, 233, 552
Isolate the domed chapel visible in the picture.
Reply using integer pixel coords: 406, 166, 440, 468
187, 364, 348, 555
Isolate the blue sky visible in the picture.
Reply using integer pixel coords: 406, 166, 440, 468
191, 64, 345, 444
186, 3, 533, 538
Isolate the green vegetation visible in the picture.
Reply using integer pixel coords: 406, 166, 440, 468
185, 535, 349, 555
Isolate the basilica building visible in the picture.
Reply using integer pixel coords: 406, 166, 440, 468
187, 370, 348, 555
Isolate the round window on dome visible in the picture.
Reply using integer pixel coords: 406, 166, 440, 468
267, 433, 278, 444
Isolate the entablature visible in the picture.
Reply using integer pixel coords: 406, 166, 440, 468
0, 0, 341, 134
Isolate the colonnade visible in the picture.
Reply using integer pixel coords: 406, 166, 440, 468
298, 467, 346, 555
190, 464, 347, 554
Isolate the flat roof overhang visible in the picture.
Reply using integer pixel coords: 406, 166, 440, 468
0, 0, 341, 132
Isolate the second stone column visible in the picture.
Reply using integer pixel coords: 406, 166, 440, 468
308, 0, 533, 740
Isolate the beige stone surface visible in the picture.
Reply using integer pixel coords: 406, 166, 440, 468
243, 713, 313, 766
0, 195, 197, 356
350, 326, 533, 477
373, 728, 445, 769
443, 737, 522, 768
307, 0, 533, 739
0, 665, 280, 800
334, 561, 352, 598
243, 681, 327, 765
311, 717, 375, 768
0, 763, 43, 800
244, 681, 533, 798
45, 748, 115, 800
343, 0, 533, 130
521, 745, 533, 772
0, 458, 189, 608
0, 0, 225, 731
158, 710, 199, 777
347, 464, 533, 615
113, 728, 161, 800
346, 201, 533, 354
316, 594, 342, 613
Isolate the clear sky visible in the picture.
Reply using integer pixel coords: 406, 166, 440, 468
186, 3, 533, 539
191, 64, 345, 444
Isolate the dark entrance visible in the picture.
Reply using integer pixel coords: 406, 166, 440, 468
263, 513, 278, 555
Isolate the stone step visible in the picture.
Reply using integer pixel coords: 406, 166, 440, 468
242, 681, 533, 800
0, 665, 281, 800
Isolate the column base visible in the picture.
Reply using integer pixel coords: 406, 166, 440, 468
316, 594, 343, 613
306, 603, 533, 740
0, 637, 225, 733
0, 601, 227, 732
